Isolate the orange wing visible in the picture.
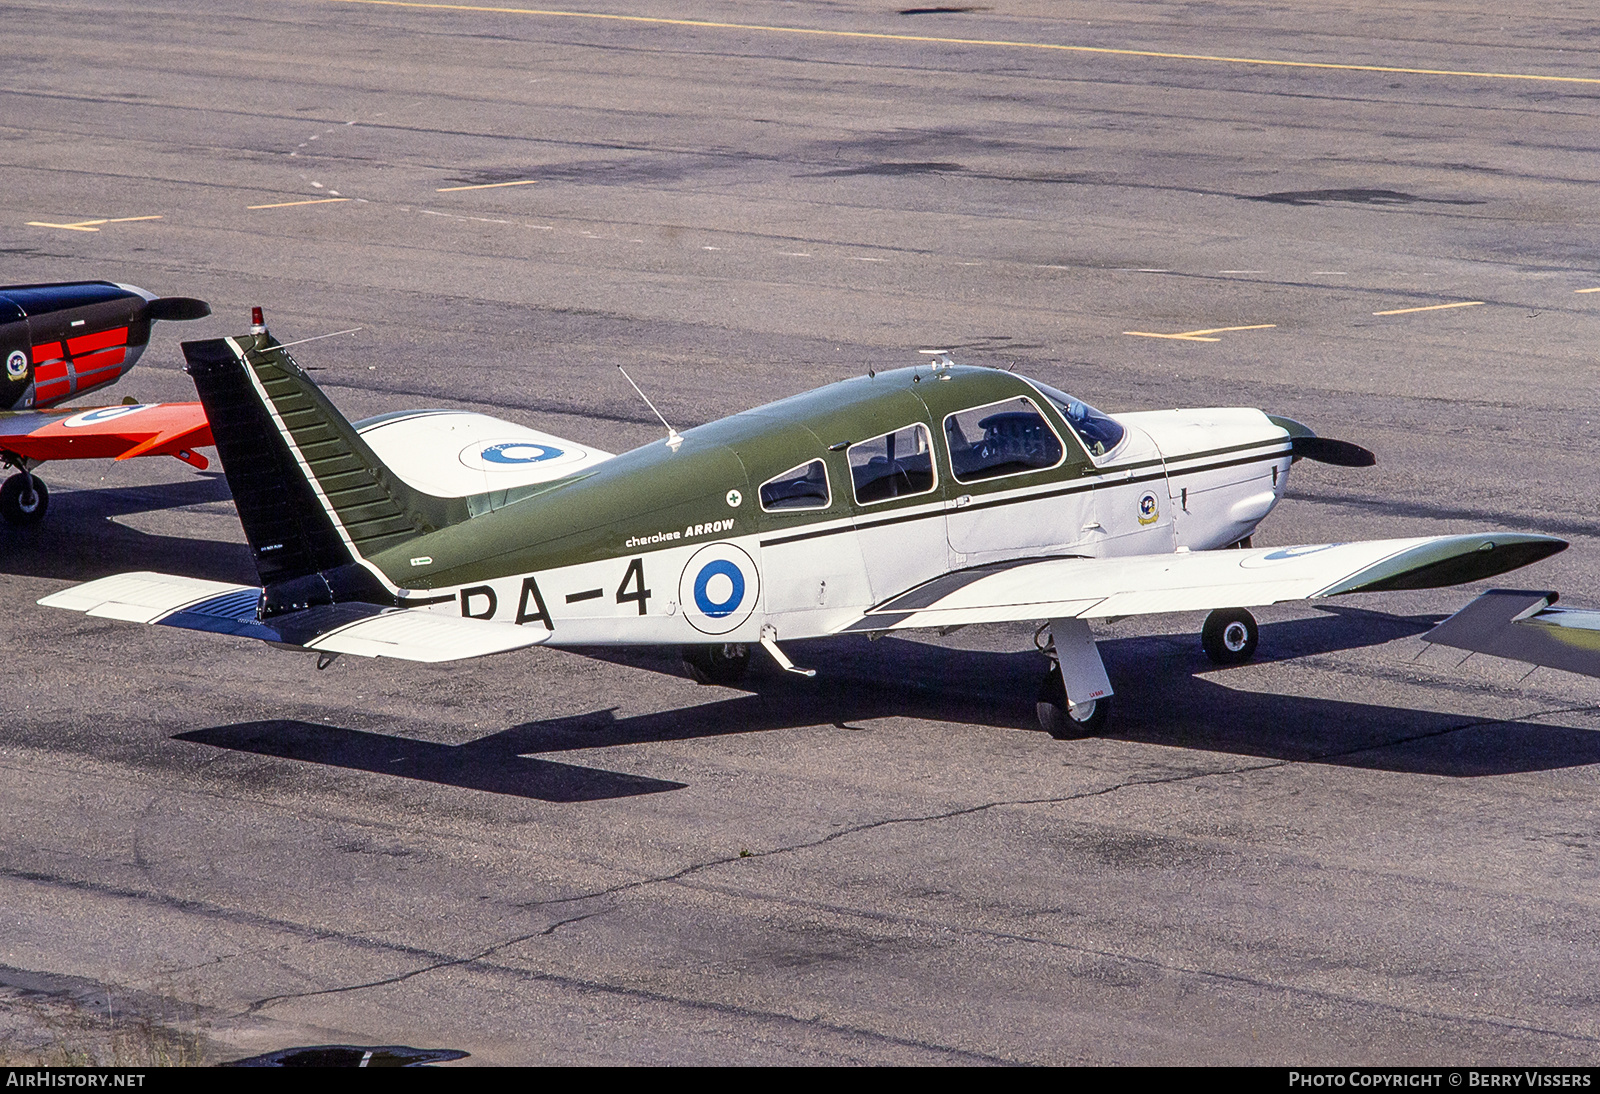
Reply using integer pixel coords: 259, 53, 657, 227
0, 402, 213, 469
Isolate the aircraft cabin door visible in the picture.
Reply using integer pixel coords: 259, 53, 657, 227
845, 395, 950, 605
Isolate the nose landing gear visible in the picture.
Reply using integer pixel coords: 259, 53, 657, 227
1201, 608, 1259, 664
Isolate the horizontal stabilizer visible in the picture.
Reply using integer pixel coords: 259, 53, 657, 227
1424, 589, 1600, 679
40, 572, 546, 663
840, 533, 1567, 634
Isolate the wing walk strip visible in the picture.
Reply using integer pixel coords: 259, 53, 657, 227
761, 445, 1291, 549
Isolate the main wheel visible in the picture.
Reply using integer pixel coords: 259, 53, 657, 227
1035, 663, 1111, 739
0, 473, 48, 526
682, 642, 751, 686
1201, 607, 1259, 665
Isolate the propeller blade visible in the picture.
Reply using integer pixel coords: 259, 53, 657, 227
1293, 435, 1375, 467
145, 296, 211, 322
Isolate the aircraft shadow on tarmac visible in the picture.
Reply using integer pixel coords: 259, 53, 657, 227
0, 474, 255, 585
179, 610, 1600, 801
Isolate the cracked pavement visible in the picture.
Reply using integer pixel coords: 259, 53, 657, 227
3, 0, 1600, 1066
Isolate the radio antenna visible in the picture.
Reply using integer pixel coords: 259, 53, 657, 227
617, 366, 683, 451
275, 327, 363, 349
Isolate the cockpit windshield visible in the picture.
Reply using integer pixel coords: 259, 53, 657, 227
1029, 381, 1126, 458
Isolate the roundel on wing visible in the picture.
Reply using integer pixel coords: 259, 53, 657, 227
458, 437, 587, 473
62, 404, 151, 427
678, 542, 760, 635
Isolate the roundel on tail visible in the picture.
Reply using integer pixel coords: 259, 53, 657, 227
678, 542, 760, 635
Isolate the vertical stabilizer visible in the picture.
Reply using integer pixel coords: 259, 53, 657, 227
182, 328, 467, 615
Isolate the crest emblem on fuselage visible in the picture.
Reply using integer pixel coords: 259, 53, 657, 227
5, 350, 26, 381
1137, 491, 1160, 525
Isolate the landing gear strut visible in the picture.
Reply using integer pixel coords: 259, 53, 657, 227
1201, 608, 1259, 665
0, 470, 48, 526
682, 642, 751, 685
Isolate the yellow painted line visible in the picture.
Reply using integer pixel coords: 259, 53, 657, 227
437, 179, 539, 191
26, 215, 162, 232
248, 197, 352, 209
329, 0, 1600, 86
1372, 300, 1484, 316
1575, 287, 1600, 294
1124, 323, 1275, 342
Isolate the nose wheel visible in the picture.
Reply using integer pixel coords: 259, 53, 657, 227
1201, 608, 1259, 664
0, 471, 48, 526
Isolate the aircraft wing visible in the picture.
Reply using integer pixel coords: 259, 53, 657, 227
1422, 589, 1600, 678
39, 572, 546, 663
0, 402, 213, 467
839, 533, 1567, 633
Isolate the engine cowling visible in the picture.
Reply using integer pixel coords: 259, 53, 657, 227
0, 282, 210, 411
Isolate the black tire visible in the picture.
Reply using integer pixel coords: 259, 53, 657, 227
0, 473, 48, 526
1201, 607, 1259, 665
1035, 663, 1111, 739
682, 642, 751, 685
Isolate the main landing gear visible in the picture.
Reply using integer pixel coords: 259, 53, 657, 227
1201, 608, 1259, 665
1034, 618, 1114, 739
0, 469, 48, 526
682, 642, 752, 686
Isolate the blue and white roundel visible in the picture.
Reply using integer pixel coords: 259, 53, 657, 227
479, 441, 562, 465
458, 436, 587, 474
679, 543, 760, 635
5, 350, 26, 381
63, 404, 151, 427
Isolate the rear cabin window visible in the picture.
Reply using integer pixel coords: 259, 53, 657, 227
944, 397, 1065, 483
848, 423, 937, 505
1028, 381, 1126, 458
760, 459, 831, 511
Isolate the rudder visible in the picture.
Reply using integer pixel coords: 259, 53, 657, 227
182, 328, 467, 615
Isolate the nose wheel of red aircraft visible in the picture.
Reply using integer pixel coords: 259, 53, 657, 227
0, 471, 48, 526
682, 642, 751, 685
1201, 608, 1259, 664
1035, 662, 1111, 738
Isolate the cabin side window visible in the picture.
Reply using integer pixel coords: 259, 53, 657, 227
760, 458, 831, 512
943, 397, 1065, 483
848, 423, 937, 505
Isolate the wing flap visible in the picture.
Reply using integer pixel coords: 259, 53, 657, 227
842, 533, 1566, 633
1423, 589, 1600, 679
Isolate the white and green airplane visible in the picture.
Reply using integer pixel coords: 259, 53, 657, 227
40, 316, 1565, 736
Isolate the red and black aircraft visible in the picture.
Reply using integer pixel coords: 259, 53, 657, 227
0, 281, 214, 524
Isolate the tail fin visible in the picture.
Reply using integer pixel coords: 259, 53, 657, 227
182, 328, 467, 615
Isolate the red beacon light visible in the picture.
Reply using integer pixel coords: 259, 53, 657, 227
250, 306, 266, 334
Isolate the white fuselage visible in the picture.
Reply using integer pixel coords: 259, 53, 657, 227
387, 408, 1294, 648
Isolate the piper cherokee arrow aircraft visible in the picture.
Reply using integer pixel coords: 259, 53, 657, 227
39, 314, 1566, 735
0, 281, 213, 524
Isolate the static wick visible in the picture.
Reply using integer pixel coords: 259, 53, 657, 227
617, 366, 682, 451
